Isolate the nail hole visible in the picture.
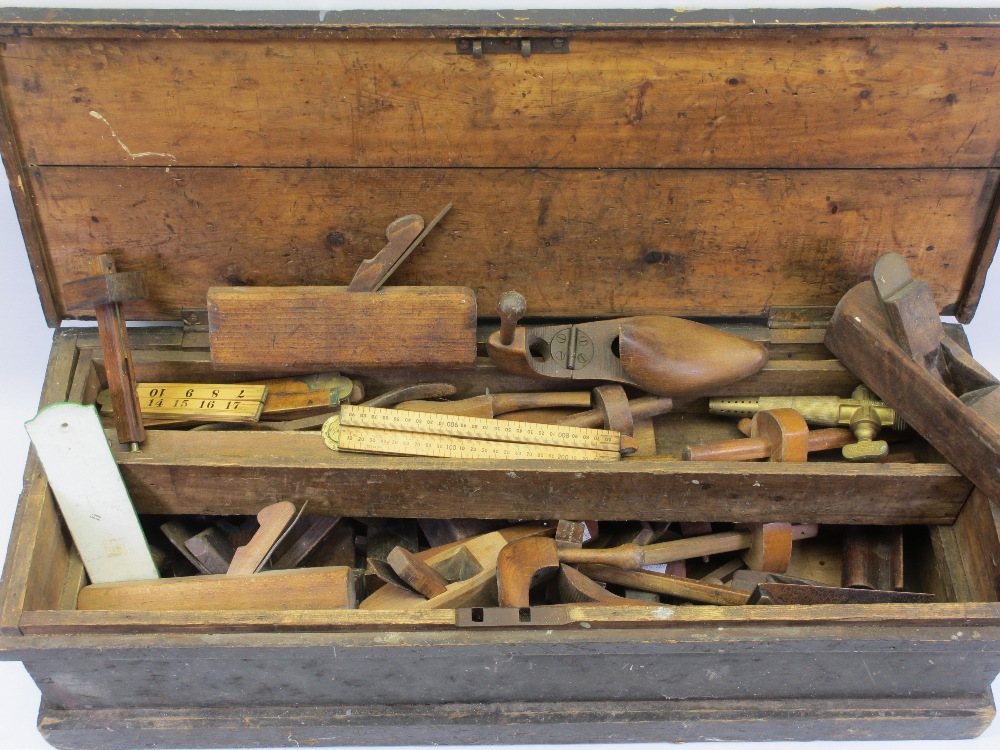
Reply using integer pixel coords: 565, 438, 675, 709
471, 607, 484, 622
519, 607, 532, 623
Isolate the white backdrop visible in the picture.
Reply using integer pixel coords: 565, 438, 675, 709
0, 2, 998, 750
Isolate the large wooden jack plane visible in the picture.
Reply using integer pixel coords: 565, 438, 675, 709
826, 252, 1000, 498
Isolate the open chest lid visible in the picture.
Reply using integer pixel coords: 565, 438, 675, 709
1, 7, 999, 327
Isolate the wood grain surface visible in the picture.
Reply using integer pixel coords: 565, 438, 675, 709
208, 285, 478, 370
109, 429, 971, 524
4, 34, 999, 169
32, 167, 996, 320
2, 15, 1000, 749
29, 694, 1000, 747
826, 280, 1000, 501
77, 567, 355, 611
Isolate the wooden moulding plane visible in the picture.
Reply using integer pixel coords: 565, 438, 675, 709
208, 205, 478, 371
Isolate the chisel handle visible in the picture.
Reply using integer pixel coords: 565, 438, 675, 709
558, 531, 753, 570
557, 395, 673, 428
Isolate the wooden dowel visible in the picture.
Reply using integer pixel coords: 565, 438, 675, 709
683, 438, 773, 462
491, 391, 592, 414
558, 543, 646, 569
395, 391, 592, 418
577, 564, 750, 605
558, 525, 819, 570
640, 530, 753, 565
556, 395, 673, 428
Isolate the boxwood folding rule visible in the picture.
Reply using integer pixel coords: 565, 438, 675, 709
323, 405, 634, 460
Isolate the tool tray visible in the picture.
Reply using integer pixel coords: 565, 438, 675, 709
2, 8, 1000, 748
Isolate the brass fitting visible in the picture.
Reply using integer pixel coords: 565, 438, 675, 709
710, 386, 904, 462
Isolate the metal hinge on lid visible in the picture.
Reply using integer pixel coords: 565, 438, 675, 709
456, 37, 569, 58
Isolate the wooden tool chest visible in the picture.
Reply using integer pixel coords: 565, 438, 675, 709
2, 7, 1000, 748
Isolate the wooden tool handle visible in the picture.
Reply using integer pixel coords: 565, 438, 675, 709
577, 564, 750, 606
641, 530, 753, 565
491, 391, 592, 415
557, 407, 615, 429
557, 543, 646, 570
497, 291, 527, 346
683, 438, 772, 461
363, 384, 457, 409
393, 397, 494, 418
626, 396, 675, 421
497, 536, 560, 608
806, 427, 856, 452
557, 395, 673, 428
393, 391, 592, 419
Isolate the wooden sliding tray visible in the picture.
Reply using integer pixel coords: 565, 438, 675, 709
2, 7, 1000, 749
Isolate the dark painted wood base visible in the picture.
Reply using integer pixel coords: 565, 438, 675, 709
38, 694, 997, 749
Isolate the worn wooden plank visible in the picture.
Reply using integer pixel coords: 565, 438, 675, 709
19, 601, 1000, 635
1, 7, 1000, 35
31, 167, 996, 320
65, 349, 99, 405
57, 546, 88, 612
14, 620, 1000, 722
114, 351, 861, 400
953, 490, 1000, 602
108, 430, 970, 524
956, 178, 1000, 323
0, 333, 79, 635
928, 525, 971, 604
1, 7, 999, 33
21, 609, 460, 635
0, 48, 60, 324
4, 33, 1000, 169
77, 567, 356, 612
32, 694, 999, 748
20, 488, 71, 615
